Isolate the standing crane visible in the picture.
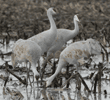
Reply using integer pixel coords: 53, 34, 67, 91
43, 15, 80, 72
28, 8, 57, 56
11, 7, 57, 79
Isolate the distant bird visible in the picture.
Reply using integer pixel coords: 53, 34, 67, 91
28, 7, 57, 56
45, 38, 105, 87
43, 15, 80, 67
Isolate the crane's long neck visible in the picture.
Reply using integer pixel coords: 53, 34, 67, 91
47, 12, 56, 31
74, 19, 79, 33
65, 20, 79, 41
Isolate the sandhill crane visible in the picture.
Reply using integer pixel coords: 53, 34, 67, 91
11, 39, 42, 77
45, 38, 106, 87
28, 7, 57, 55
11, 7, 57, 76
43, 15, 80, 67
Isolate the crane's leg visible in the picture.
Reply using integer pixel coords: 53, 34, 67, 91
52, 53, 58, 87
41, 52, 52, 86
26, 61, 32, 100
36, 60, 40, 85
74, 62, 81, 90
31, 62, 40, 99
42, 53, 50, 69
66, 64, 70, 88
52, 53, 56, 74
31, 63, 40, 77
43, 51, 53, 67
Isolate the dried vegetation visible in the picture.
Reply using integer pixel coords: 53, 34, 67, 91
0, 0, 109, 44
0, 0, 110, 99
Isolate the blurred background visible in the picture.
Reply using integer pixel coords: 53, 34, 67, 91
0, 0, 110, 47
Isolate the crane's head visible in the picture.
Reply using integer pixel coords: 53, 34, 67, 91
74, 14, 80, 22
47, 7, 56, 15
88, 39, 102, 55
86, 38, 108, 62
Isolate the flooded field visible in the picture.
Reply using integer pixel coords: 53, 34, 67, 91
0, 0, 110, 100
0, 40, 110, 100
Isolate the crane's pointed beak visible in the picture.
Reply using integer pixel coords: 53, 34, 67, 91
72, 20, 80, 23
52, 7, 56, 15
77, 20, 80, 22
76, 14, 80, 22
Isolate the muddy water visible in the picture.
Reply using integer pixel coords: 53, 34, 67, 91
0, 40, 110, 100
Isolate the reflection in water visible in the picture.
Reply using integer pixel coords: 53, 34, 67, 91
76, 90, 90, 100
22, 78, 110, 100
93, 93, 102, 100
1, 76, 110, 100
104, 90, 107, 98
94, 93, 97, 100
41, 89, 48, 100
77, 90, 81, 100
98, 93, 101, 100
67, 92, 71, 100
1, 41, 110, 100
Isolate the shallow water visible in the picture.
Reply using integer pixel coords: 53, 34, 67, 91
0, 40, 110, 100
